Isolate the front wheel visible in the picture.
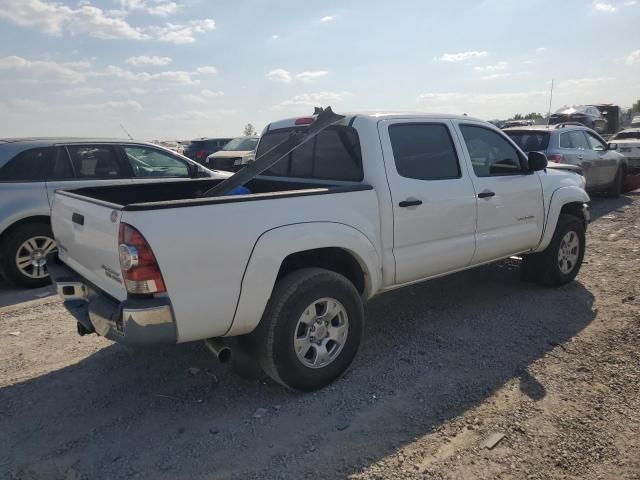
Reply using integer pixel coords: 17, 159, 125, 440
521, 214, 585, 287
252, 268, 364, 391
0, 223, 57, 288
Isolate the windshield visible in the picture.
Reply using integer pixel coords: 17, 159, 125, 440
504, 131, 550, 151
613, 131, 640, 140
222, 137, 259, 151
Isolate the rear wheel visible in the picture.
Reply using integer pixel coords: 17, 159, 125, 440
0, 223, 57, 288
250, 268, 364, 391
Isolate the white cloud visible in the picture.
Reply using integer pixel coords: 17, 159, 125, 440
557, 77, 615, 89
126, 55, 172, 66
61, 87, 104, 96
536, 47, 547, 53
97, 65, 200, 84
481, 73, 512, 80
181, 90, 224, 103
0, 55, 89, 83
624, 0, 637, 5
157, 109, 236, 121
593, 1, 617, 12
295, 70, 329, 82
0, 0, 149, 39
626, 49, 640, 64
118, 0, 181, 17
272, 91, 351, 110
195, 66, 218, 75
0, 0, 213, 43
202, 89, 224, 97
146, 2, 180, 17
271, 34, 280, 40
320, 16, 334, 22
474, 61, 508, 72
83, 100, 143, 112
266, 69, 292, 83
148, 19, 216, 44
435, 51, 488, 62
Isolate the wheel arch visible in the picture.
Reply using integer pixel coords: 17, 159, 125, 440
225, 222, 381, 337
0, 215, 52, 251
534, 186, 589, 253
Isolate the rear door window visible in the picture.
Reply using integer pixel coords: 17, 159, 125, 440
258, 126, 363, 181
0, 147, 53, 181
66, 145, 123, 178
388, 123, 460, 180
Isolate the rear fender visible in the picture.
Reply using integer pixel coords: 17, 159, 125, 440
226, 222, 381, 337
534, 186, 590, 253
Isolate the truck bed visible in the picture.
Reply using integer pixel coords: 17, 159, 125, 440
59, 177, 370, 211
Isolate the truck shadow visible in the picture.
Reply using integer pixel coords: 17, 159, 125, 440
0, 260, 595, 479
588, 191, 637, 221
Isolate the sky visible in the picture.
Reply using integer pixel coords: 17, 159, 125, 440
0, 0, 639, 140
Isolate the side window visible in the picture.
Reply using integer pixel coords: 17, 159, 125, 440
560, 132, 573, 149
568, 131, 590, 150
0, 147, 53, 181
585, 132, 606, 152
123, 146, 190, 177
66, 145, 122, 179
388, 123, 460, 180
459, 125, 525, 177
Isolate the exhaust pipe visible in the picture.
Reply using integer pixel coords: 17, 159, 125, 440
204, 338, 231, 363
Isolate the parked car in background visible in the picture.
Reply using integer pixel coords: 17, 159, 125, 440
205, 136, 260, 171
588, 104, 621, 136
611, 128, 640, 172
549, 106, 607, 133
631, 116, 640, 128
504, 124, 628, 195
0, 138, 219, 288
183, 137, 233, 164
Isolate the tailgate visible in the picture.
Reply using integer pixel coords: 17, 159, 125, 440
51, 192, 127, 301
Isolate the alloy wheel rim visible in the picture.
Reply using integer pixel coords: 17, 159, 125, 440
293, 297, 349, 369
15, 236, 57, 279
557, 231, 580, 275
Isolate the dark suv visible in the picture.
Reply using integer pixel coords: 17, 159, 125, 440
183, 138, 233, 163
549, 106, 607, 133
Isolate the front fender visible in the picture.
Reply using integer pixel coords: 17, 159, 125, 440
225, 222, 381, 337
534, 186, 590, 253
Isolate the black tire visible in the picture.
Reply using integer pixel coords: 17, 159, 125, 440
0, 223, 56, 288
524, 214, 585, 287
609, 167, 624, 198
249, 268, 364, 392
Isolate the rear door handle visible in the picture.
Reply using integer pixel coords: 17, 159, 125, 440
72, 213, 84, 226
477, 191, 495, 199
399, 199, 423, 207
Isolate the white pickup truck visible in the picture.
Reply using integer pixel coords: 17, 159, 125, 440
48, 110, 590, 391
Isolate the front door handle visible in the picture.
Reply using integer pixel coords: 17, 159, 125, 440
399, 199, 423, 208
72, 213, 84, 226
477, 191, 495, 199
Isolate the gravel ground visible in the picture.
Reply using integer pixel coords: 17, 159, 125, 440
0, 192, 639, 480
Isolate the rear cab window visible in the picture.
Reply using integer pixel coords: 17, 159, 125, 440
256, 126, 363, 181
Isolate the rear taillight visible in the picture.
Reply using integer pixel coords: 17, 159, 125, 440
118, 223, 166, 294
196, 150, 206, 159
547, 154, 563, 163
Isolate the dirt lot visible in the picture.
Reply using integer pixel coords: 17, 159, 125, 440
1, 193, 639, 480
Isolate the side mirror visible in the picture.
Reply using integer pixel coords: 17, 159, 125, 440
607, 142, 618, 151
528, 151, 548, 172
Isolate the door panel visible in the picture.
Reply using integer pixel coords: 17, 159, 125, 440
378, 120, 477, 285
585, 131, 618, 186
454, 121, 544, 264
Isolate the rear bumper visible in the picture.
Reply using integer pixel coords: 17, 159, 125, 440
47, 254, 177, 346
